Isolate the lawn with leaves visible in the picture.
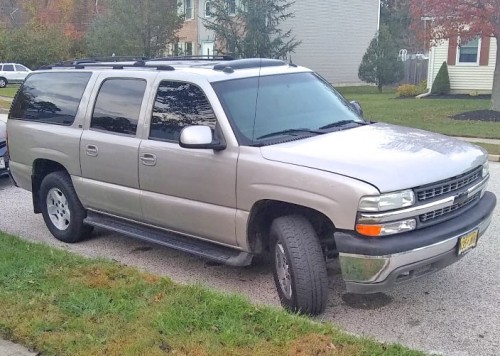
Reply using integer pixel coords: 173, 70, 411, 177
338, 86, 498, 139
0, 232, 422, 355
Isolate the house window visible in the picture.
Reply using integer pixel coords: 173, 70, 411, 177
185, 42, 193, 56
205, 1, 212, 17
227, 0, 236, 15
185, 0, 194, 20
458, 38, 480, 64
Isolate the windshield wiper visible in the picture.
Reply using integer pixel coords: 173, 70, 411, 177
256, 128, 325, 140
319, 120, 368, 130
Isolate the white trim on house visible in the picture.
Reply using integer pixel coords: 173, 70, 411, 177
427, 38, 497, 94
456, 37, 481, 66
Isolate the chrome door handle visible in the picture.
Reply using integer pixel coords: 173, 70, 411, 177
140, 153, 157, 166
86, 144, 98, 157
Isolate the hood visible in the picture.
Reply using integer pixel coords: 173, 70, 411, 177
260, 123, 487, 192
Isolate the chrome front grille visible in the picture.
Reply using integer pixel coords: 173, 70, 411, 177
419, 192, 480, 223
415, 168, 481, 202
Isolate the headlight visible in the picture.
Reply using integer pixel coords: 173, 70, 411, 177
356, 219, 417, 237
482, 162, 489, 178
358, 190, 415, 212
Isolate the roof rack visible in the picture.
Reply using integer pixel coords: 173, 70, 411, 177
38, 61, 175, 71
213, 58, 286, 73
148, 55, 234, 62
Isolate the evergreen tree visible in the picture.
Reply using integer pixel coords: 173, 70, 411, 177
431, 62, 451, 95
358, 25, 404, 92
203, 0, 300, 58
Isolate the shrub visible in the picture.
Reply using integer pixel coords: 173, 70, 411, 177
397, 84, 419, 98
431, 62, 451, 95
417, 80, 428, 94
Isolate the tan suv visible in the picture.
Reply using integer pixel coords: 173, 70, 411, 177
6, 58, 496, 315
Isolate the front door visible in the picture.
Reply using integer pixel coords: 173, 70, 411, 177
139, 79, 238, 246
79, 75, 150, 220
201, 42, 215, 57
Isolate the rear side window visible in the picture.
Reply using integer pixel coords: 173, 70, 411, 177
3, 64, 14, 71
15, 65, 28, 72
150, 81, 216, 142
90, 78, 146, 136
10, 72, 91, 125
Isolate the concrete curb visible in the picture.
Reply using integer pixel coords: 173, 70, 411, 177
488, 154, 500, 162
0, 339, 37, 356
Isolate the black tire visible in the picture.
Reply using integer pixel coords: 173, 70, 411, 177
40, 171, 92, 243
270, 215, 328, 315
0, 78, 7, 88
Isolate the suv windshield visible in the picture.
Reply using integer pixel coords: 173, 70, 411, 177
212, 72, 365, 145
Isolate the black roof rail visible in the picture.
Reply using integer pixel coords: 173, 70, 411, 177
74, 56, 149, 64
213, 58, 286, 72
38, 62, 175, 71
148, 55, 234, 62
38, 56, 150, 69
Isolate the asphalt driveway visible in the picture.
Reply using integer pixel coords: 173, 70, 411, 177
0, 164, 499, 356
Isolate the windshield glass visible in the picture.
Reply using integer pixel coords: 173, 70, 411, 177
212, 72, 364, 145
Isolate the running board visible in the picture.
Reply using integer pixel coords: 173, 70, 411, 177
84, 211, 253, 267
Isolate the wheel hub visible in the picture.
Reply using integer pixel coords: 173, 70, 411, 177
46, 188, 71, 231
275, 242, 292, 299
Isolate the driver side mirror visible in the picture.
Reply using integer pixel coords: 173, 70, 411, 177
179, 125, 226, 151
350, 100, 364, 118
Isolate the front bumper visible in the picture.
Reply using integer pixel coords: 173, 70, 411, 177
334, 191, 496, 294
0, 154, 8, 177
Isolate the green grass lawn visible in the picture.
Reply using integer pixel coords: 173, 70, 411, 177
471, 142, 500, 155
0, 98, 11, 110
0, 232, 422, 356
0, 85, 20, 98
337, 86, 498, 139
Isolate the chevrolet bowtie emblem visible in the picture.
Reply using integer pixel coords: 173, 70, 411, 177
454, 191, 469, 205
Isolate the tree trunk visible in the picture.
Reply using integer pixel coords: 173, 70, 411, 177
492, 37, 500, 112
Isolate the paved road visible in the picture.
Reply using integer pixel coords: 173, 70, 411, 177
1, 165, 499, 356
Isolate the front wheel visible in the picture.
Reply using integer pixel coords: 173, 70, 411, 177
270, 215, 328, 315
40, 171, 92, 243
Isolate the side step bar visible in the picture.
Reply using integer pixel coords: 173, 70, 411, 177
84, 211, 253, 267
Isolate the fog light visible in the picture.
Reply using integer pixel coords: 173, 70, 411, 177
356, 219, 417, 237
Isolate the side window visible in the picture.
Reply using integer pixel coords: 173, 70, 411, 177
9, 72, 91, 125
90, 79, 146, 136
3, 65, 14, 71
15, 65, 28, 72
150, 81, 216, 142
458, 37, 480, 64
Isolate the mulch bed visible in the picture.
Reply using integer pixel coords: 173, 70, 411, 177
451, 110, 500, 122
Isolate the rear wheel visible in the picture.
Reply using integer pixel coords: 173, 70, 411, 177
40, 171, 92, 243
270, 215, 328, 315
0, 78, 7, 88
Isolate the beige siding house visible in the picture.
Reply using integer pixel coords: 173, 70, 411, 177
428, 37, 498, 94
176, 0, 380, 85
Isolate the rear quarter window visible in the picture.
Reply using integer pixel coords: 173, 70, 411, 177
10, 72, 92, 125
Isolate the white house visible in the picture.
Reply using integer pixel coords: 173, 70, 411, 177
177, 0, 381, 85
427, 36, 498, 94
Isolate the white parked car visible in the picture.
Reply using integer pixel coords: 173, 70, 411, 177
0, 63, 31, 88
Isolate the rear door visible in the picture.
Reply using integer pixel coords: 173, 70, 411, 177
79, 72, 156, 220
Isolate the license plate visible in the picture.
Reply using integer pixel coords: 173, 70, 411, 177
458, 229, 479, 255
0, 157, 4, 169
